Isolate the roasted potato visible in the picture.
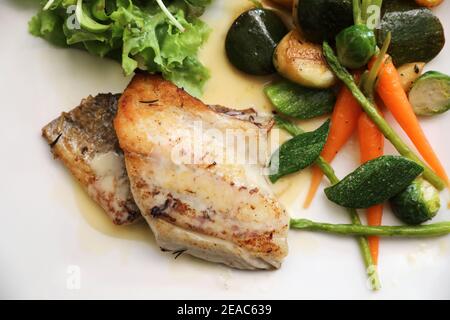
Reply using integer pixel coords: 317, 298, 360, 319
273, 30, 337, 88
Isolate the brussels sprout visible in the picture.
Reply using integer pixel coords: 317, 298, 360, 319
390, 178, 441, 225
409, 71, 450, 116
336, 25, 377, 69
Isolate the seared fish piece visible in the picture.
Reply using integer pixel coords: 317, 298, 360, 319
115, 75, 289, 269
42, 94, 141, 225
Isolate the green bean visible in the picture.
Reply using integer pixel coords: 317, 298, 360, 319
291, 219, 450, 238
275, 116, 381, 291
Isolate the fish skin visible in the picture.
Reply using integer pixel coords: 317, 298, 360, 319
42, 94, 141, 225
114, 74, 289, 270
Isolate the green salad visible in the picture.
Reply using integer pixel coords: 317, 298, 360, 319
29, 0, 212, 97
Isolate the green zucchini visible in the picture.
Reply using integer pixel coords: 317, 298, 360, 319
377, 0, 445, 66
296, 0, 353, 43
225, 8, 287, 75
390, 178, 441, 225
264, 80, 336, 120
409, 71, 450, 116
324, 156, 424, 209
269, 120, 330, 183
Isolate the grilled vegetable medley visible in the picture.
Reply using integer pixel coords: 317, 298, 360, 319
226, 0, 449, 291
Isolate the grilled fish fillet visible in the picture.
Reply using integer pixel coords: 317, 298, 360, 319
42, 94, 141, 225
114, 75, 289, 269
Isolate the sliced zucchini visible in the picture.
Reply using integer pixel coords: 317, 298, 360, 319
296, 0, 353, 43
225, 8, 288, 76
273, 30, 337, 89
324, 156, 424, 209
390, 178, 441, 225
397, 62, 425, 93
409, 71, 450, 116
264, 80, 335, 119
378, 0, 445, 66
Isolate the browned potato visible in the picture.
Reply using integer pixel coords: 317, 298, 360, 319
397, 62, 426, 92
273, 30, 336, 88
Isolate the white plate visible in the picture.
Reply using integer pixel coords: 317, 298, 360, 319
0, 0, 449, 299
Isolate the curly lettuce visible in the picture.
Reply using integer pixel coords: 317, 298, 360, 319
29, 0, 212, 97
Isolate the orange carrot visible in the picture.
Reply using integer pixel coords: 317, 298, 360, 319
358, 109, 384, 164
358, 107, 385, 265
366, 206, 383, 265
303, 85, 362, 208
370, 56, 449, 186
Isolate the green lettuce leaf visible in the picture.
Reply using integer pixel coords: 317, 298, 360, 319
183, 0, 212, 17
29, 0, 211, 96
29, 9, 67, 47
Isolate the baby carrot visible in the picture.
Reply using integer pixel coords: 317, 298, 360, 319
304, 85, 362, 208
371, 56, 449, 186
323, 42, 445, 190
358, 107, 385, 265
